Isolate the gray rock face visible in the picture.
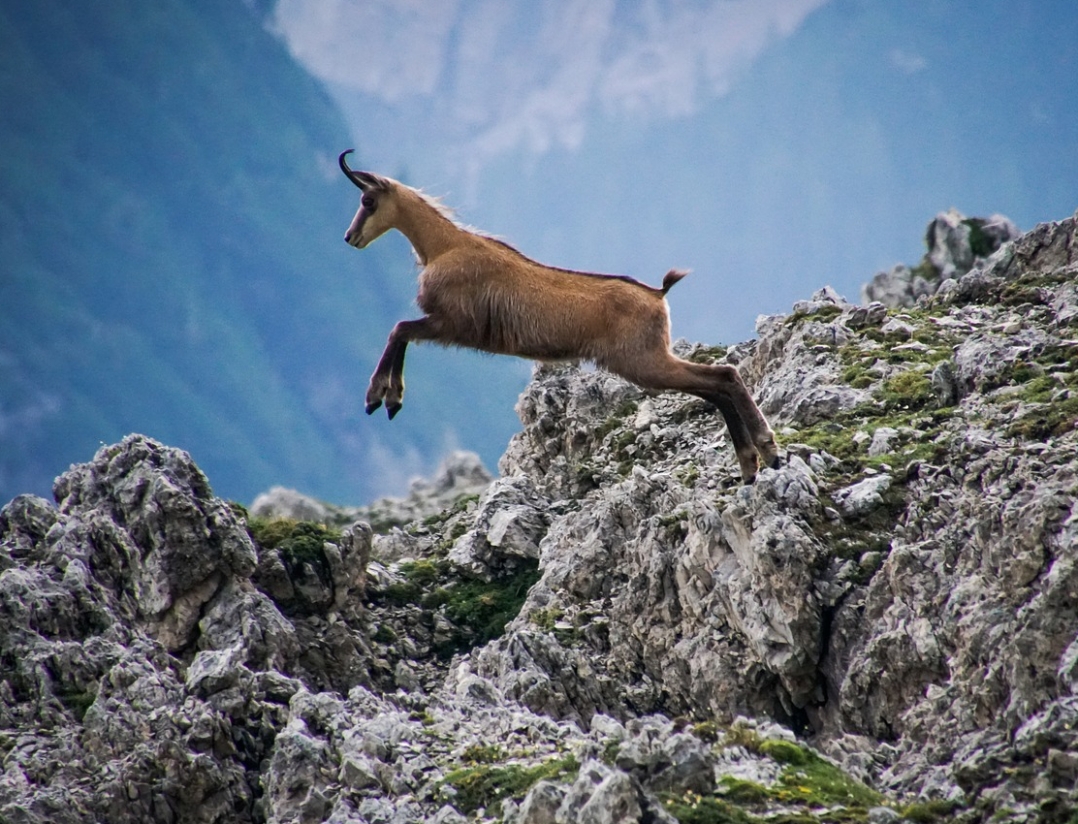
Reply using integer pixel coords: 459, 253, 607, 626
251, 450, 493, 532
861, 208, 1021, 308
3, 211, 1078, 822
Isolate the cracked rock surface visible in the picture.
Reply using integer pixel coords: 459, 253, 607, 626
2, 210, 1077, 822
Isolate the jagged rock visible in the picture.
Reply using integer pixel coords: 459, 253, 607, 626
249, 486, 334, 523
613, 716, 714, 794
834, 474, 893, 517
930, 360, 960, 407
252, 451, 493, 533
4, 211, 1078, 822
861, 208, 1021, 308
448, 476, 550, 578
51, 435, 258, 651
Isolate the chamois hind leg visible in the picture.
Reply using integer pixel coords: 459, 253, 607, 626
709, 394, 761, 483
699, 362, 780, 475
614, 351, 779, 482
366, 318, 434, 418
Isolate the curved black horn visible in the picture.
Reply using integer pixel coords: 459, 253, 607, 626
339, 149, 365, 189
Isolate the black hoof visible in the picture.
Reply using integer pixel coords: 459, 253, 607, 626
365, 400, 382, 415
386, 403, 402, 420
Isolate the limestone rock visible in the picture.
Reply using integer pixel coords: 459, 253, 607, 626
252, 451, 493, 533
861, 208, 1020, 308
4, 210, 1078, 823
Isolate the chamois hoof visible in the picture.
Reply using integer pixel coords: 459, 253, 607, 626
386, 402, 402, 420
365, 400, 383, 415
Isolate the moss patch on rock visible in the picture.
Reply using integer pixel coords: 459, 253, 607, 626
442, 753, 579, 817
375, 558, 541, 657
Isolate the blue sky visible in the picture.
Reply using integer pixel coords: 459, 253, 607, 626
274, 0, 1078, 344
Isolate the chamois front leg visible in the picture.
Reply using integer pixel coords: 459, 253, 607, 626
366, 318, 435, 419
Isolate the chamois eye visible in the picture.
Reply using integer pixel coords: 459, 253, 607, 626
362, 194, 377, 210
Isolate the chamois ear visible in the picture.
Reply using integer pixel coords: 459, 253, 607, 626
339, 150, 391, 192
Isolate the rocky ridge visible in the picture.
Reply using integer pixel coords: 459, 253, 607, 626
861, 208, 1022, 308
250, 451, 493, 535
2, 210, 1077, 823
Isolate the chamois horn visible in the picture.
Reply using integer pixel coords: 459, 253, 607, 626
338, 149, 366, 189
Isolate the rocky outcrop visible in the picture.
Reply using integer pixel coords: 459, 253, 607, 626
2, 210, 1077, 822
251, 450, 493, 532
862, 209, 1021, 308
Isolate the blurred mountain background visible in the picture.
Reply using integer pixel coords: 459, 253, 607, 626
2, 0, 1076, 507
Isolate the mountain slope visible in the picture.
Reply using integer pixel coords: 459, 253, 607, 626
1, 211, 1076, 821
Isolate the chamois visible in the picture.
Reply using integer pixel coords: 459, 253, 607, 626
339, 150, 780, 482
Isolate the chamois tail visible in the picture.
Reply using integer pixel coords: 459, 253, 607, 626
662, 268, 690, 295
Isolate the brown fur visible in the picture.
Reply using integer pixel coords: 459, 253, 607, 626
339, 151, 780, 482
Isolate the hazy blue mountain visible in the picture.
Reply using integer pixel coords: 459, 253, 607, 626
0, 0, 526, 506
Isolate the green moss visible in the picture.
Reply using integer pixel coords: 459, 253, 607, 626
595, 400, 640, 439
771, 750, 882, 809
599, 738, 619, 765
998, 271, 1074, 308
439, 565, 541, 648
56, 685, 97, 721
656, 510, 689, 542
688, 345, 730, 364
382, 559, 450, 605
530, 606, 567, 633
376, 558, 541, 655
661, 794, 753, 824
812, 476, 909, 570
711, 729, 882, 820
1006, 395, 1078, 440
692, 721, 720, 744
247, 518, 341, 593
910, 257, 940, 285
409, 709, 436, 726
878, 370, 933, 412
721, 723, 765, 753
448, 493, 481, 515
678, 464, 701, 486
411, 565, 537, 646
443, 754, 579, 816
759, 739, 811, 766
247, 517, 340, 555
371, 623, 397, 644
983, 359, 1046, 393
401, 559, 444, 587
365, 512, 408, 535
718, 776, 772, 805
901, 798, 963, 822
461, 744, 506, 764
785, 304, 844, 327
419, 494, 479, 534
962, 218, 995, 258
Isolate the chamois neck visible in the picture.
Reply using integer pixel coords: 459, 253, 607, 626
395, 189, 464, 265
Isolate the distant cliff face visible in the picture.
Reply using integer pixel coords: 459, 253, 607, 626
1, 212, 1076, 822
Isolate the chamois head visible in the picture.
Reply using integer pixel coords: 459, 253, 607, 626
339, 149, 396, 249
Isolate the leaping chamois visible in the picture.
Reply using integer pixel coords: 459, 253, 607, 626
339, 150, 780, 483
